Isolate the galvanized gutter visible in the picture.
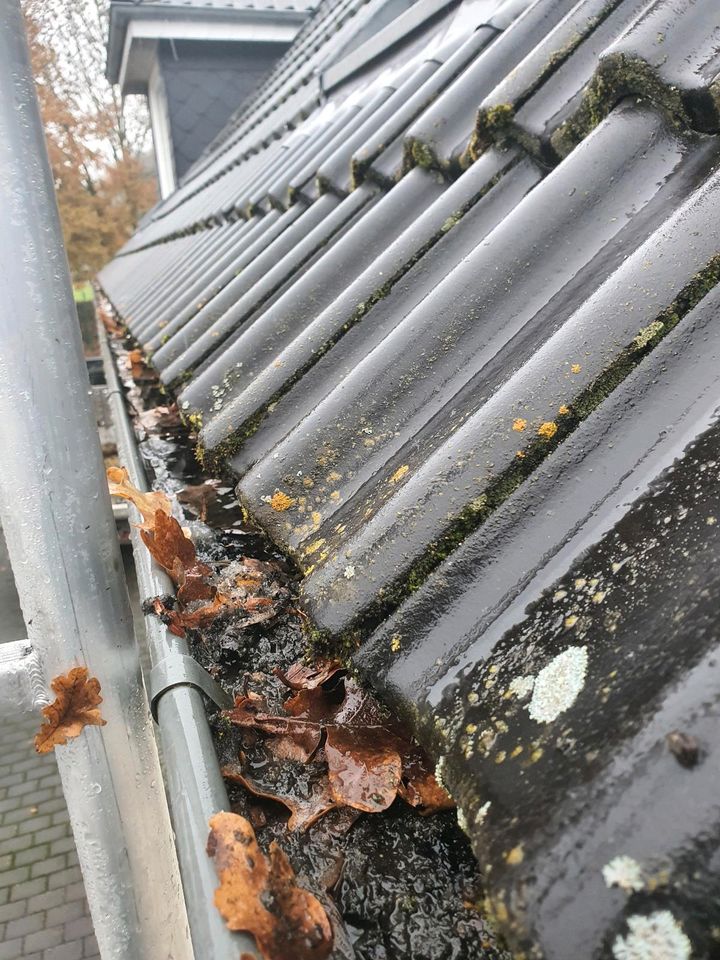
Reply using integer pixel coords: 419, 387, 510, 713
100, 327, 259, 960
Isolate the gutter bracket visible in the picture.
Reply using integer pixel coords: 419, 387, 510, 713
149, 653, 232, 722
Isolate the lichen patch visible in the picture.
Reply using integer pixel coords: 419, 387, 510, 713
612, 911, 691, 960
527, 646, 588, 724
602, 855, 644, 893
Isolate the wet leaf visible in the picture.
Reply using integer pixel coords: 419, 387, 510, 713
325, 726, 402, 813
224, 671, 453, 826
274, 660, 343, 691
107, 466, 171, 529
177, 480, 220, 521
137, 404, 182, 435
139, 509, 214, 602
35, 667, 107, 754
223, 760, 338, 831
127, 348, 155, 381
207, 811, 332, 960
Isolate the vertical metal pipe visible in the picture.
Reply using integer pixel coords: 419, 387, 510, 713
0, 4, 192, 958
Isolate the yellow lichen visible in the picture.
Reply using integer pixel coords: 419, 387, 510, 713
565, 614, 578, 628
304, 538, 326, 556
558, 404, 570, 415
538, 421, 558, 440
390, 634, 402, 653
516, 450, 526, 459
571, 363, 582, 374
506, 845, 524, 865
389, 464, 410, 484
269, 491, 294, 512
512, 418, 527, 432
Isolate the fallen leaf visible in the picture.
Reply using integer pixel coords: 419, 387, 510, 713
127, 348, 156, 381
107, 466, 171, 529
222, 760, 338, 831
224, 671, 453, 825
139, 510, 214, 603
274, 660, 343, 691
325, 726, 402, 813
207, 811, 332, 960
35, 667, 107, 754
177, 480, 220, 521
137, 405, 183, 435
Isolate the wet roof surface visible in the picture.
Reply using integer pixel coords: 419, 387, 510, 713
99, 0, 720, 954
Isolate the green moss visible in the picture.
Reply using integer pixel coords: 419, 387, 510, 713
550, 53, 689, 160
409, 138, 440, 172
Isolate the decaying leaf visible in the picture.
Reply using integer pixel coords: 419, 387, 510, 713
139, 509, 214, 603
107, 466, 171, 529
274, 659, 342, 691
35, 667, 107, 754
127, 348, 155, 381
177, 480, 220, 521
137, 405, 183, 435
207, 811, 333, 960
223, 668, 453, 828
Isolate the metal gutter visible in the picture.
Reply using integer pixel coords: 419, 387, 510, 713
100, 327, 258, 960
0, 3, 192, 956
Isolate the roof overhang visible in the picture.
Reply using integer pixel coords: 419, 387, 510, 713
107, 4, 308, 92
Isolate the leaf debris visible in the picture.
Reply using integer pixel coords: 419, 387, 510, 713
35, 667, 106, 754
207, 811, 333, 960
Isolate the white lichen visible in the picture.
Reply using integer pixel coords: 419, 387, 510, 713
602, 855, 644, 893
612, 911, 691, 960
343, 565, 355, 579
509, 676, 535, 699
527, 646, 588, 724
475, 801, 491, 825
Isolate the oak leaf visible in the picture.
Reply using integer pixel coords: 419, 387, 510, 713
224, 670, 453, 826
207, 811, 332, 960
107, 466, 171, 529
35, 667, 107, 754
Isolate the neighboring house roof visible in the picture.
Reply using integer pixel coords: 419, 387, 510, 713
106, 0, 313, 85
99, 0, 720, 955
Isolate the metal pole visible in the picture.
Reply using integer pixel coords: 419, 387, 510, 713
0, 4, 192, 958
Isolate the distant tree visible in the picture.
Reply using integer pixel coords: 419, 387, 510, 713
22, 0, 157, 279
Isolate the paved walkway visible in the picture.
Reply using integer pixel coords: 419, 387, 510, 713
1, 527, 99, 960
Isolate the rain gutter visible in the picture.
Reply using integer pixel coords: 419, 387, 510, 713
100, 326, 259, 959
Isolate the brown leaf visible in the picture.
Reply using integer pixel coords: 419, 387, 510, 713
35, 667, 107, 754
398, 747, 455, 813
139, 510, 214, 601
224, 670, 454, 826
207, 812, 333, 960
325, 726, 402, 813
227, 694, 323, 759
127, 348, 156, 382
107, 466, 171, 529
274, 660, 343, 691
177, 480, 219, 521
222, 761, 338, 832
137, 405, 182, 435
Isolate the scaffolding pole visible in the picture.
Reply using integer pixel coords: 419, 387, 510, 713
0, 3, 192, 958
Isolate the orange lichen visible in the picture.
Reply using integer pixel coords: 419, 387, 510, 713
512, 418, 527, 432
270, 491, 295, 512
538, 421, 558, 440
558, 404, 570, 415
